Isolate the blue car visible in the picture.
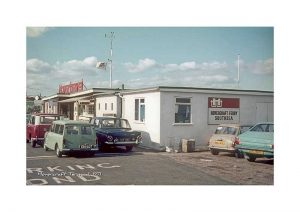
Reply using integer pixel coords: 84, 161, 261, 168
235, 122, 274, 162
90, 117, 142, 152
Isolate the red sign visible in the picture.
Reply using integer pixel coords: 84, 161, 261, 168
59, 80, 83, 94
208, 97, 239, 108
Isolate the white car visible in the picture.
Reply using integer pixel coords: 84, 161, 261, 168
208, 124, 252, 157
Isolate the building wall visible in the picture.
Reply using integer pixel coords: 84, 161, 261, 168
160, 91, 274, 149
95, 96, 120, 117
122, 92, 161, 149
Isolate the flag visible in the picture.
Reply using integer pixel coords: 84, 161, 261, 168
96, 62, 107, 70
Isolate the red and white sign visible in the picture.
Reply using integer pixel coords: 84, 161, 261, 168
59, 80, 83, 94
208, 97, 240, 124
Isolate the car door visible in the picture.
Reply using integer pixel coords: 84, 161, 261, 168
79, 125, 96, 148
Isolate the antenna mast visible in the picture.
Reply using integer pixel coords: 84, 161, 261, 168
105, 32, 115, 88
237, 54, 240, 89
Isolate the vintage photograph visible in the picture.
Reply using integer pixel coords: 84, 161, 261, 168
26, 27, 274, 185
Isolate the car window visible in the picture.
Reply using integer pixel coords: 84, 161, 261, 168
215, 126, 236, 135
40, 116, 59, 124
54, 124, 60, 134
95, 119, 100, 126
81, 126, 92, 135
58, 125, 64, 135
50, 124, 55, 132
240, 126, 252, 134
251, 124, 268, 132
101, 119, 116, 128
31, 116, 35, 124
65, 125, 79, 135
267, 124, 274, 132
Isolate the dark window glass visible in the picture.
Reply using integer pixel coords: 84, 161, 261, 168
135, 99, 139, 120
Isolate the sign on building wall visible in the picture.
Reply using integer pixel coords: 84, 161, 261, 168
208, 97, 240, 124
59, 80, 83, 94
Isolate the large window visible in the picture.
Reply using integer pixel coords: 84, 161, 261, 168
135, 98, 145, 122
175, 97, 191, 123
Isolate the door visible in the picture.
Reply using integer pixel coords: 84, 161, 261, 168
256, 103, 273, 122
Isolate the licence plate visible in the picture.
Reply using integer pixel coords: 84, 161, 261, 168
215, 140, 225, 145
249, 150, 263, 155
80, 144, 92, 149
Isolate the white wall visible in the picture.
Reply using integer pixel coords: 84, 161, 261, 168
160, 91, 274, 148
95, 96, 120, 117
122, 92, 161, 149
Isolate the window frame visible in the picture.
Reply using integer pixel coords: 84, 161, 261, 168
134, 98, 145, 123
174, 97, 192, 125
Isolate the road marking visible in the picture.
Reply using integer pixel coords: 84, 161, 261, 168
27, 156, 57, 160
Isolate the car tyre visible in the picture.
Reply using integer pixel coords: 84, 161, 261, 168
125, 146, 133, 152
246, 155, 256, 162
44, 144, 49, 151
55, 144, 62, 157
210, 149, 219, 155
235, 150, 244, 158
31, 139, 36, 148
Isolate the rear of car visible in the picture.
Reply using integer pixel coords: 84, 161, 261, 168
235, 123, 274, 162
26, 114, 60, 147
208, 124, 240, 155
44, 121, 98, 157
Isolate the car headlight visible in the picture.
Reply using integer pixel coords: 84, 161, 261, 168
107, 135, 113, 142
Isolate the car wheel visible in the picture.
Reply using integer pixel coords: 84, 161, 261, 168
31, 139, 36, 148
235, 150, 244, 158
55, 144, 62, 157
44, 144, 49, 151
246, 155, 256, 162
210, 149, 219, 155
125, 146, 133, 152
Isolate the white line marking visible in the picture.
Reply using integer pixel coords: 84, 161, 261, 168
27, 156, 57, 160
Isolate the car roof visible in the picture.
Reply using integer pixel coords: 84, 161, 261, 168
218, 124, 240, 128
93, 117, 126, 120
52, 120, 93, 125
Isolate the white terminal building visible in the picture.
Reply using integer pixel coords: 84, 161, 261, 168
42, 85, 273, 150
93, 86, 273, 150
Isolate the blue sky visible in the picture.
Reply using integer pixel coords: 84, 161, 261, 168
26, 27, 273, 96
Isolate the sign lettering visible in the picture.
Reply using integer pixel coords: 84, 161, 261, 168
59, 80, 83, 94
208, 97, 240, 124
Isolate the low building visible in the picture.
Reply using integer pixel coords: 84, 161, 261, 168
95, 86, 274, 150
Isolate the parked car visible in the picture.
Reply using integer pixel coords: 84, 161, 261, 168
26, 113, 61, 147
44, 120, 98, 157
90, 117, 142, 152
208, 124, 252, 157
235, 122, 274, 162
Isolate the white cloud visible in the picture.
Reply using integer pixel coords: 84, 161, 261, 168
251, 58, 274, 75
26, 56, 100, 95
124, 58, 157, 72
27, 27, 50, 37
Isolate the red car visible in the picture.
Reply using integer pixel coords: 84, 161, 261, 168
26, 113, 61, 147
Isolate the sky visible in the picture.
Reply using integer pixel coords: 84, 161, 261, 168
26, 27, 273, 96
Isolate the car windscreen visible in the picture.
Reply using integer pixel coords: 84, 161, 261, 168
40, 116, 60, 124
101, 119, 131, 129
215, 126, 237, 135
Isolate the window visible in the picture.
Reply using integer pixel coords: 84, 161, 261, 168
105, 103, 107, 111
88, 105, 94, 114
98, 103, 100, 110
54, 124, 60, 134
111, 103, 113, 111
135, 98, 145, 122
175, 97, 191, 123
58, 125, 64, 135
81, 126, 92, 135
66, 125, 79, 135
